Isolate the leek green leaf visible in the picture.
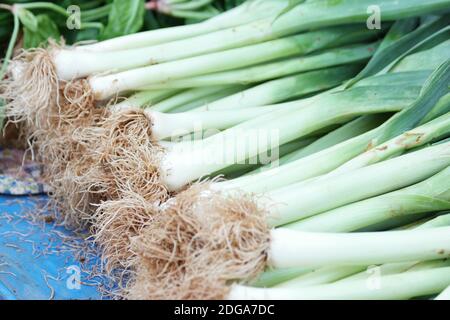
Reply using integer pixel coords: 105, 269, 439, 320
347, 15, 450, 87
23, 14, 60, 49
16, 8, 38, 32
379, 59, 450, 143
101, 0, 145, 40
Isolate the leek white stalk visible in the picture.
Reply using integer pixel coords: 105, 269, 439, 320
277, 262, 434, 289
325, 215, 450, 285
256, 213, 450, 288
250, 267, 314, 288
275, 213, 450, 288
268, 227, 450, 269
213, 136, 320, 178
58, 19, 291, 79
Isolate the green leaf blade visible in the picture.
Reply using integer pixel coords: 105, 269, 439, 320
100, 0, 145, 40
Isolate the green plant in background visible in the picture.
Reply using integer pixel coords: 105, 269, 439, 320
146, 0, 244, 21
0, 0, 245, 129
143, 0, 246, 24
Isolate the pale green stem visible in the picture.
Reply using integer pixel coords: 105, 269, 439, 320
110, 89, 181, 112
140, 43, 377, 89
192, 64, 361, 111
269, 114, 387, 168
331, 106, 450, 176
169, 87, 247, 113
0, 10, 19, 81
336, 259, 450, 284
150, 85, 245, 113
287, 167, 450, 232
392, 40, 450, 73
229, 267, 450, 300
266, 142, 450, 226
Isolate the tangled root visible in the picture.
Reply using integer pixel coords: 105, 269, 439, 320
53, 108, 169, 230
126, 183, 270, 300
92, 190, 160, 276
56, 109, 171, 275
37, 79, 98, 164
0, 45, 97, 154
34, 80, 103, 229
1, 47, 59, 131
48, 143, 106, 230
87, 109, 169, 202
0, 45, 102, 229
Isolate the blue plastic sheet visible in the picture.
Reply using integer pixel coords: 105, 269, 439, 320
0, 195, 104, 300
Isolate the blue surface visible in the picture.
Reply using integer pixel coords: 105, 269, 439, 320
0, 195, 104, 300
